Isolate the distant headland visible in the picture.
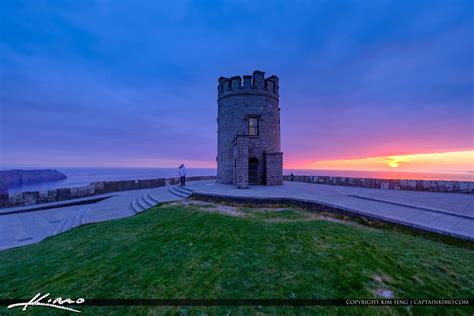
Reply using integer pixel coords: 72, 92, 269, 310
0, 169, 67, 193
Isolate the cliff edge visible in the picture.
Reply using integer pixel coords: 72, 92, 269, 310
0, 169, 67, 192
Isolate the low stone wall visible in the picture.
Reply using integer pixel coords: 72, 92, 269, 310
2, 176, 216, 208
0, 193, 9, 208
284, 175, 474, 194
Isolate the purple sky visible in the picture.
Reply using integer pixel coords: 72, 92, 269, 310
1, 0, 473, 169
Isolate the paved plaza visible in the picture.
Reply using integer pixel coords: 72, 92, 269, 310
0, 180, 473, 251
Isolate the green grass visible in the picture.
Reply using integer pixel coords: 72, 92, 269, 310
0, 203, 473, 315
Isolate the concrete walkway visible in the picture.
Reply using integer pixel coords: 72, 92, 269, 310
1, 180, 472, 251
0, 185, 192, 251
186, 180, 474, 241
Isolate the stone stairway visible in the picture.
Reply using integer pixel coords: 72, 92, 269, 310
52, 185, 191, 234
168, 185, 194, 199
53, 206, 89, 236
131, 190, 159, 213
130, 185, 194, 214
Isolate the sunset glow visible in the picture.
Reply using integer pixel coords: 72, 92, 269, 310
309, 150, 474, 173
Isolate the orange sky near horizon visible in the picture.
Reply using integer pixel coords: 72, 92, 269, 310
161, 150, 474, 173
302, 150, 474, 173
9, 149, 473, 174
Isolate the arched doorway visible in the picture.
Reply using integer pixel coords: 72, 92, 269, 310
249, 157, 259, 185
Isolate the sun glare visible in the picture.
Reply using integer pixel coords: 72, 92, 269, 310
384, 156, 412, 168
387, 160, 399, 168
309, 150, 474, 172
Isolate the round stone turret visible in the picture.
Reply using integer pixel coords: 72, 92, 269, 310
217, 70, 283, 188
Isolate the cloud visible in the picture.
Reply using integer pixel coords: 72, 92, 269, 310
1, 0, 473, 168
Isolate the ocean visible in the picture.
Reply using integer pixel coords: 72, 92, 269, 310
5, 168, 215, 193
5, 167, 473, 193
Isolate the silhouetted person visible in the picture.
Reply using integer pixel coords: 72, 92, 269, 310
179, 164, 187, 186
290, 173, 295, 181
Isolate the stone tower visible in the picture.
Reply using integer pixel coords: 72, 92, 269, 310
217, 70, 283, 188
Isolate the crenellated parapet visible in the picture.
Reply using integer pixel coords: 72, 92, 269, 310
218, 70, 279, 100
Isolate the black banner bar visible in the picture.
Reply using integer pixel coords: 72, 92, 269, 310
1, 299, 472, 306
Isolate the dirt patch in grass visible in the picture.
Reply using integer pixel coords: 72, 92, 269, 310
371, 274, 395, 298
320, 214, 344, 223
252, 209, 316, 222
187, 198, 384, 228
372, 274, 392, 283
375, 288, 394, 298
176, 201, 377, 227
170, 200, 244, 216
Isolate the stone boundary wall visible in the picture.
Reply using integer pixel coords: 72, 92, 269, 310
0, 176, 216, 208
284, 175, 474, 194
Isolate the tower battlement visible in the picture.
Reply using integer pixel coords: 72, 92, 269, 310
218, 70, 279, 100
217, 70, 283, 188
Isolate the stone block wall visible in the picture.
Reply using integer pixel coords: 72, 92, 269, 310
284, 175, 474, 194
265, 152, 283, 185
0, 193, 9, 207
56, 188, 72, 201
234, 135, 249, 189
98, 178, 167, 194
3, 176, 216, 208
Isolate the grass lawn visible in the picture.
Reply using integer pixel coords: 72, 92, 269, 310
0, 201, 473, 315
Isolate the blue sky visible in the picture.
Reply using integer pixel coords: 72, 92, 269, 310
1, 0, 473, 168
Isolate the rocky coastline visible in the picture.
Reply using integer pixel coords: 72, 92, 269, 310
0, 169, 67, 193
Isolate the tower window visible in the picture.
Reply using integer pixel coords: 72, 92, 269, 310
248, 117, 259, 136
